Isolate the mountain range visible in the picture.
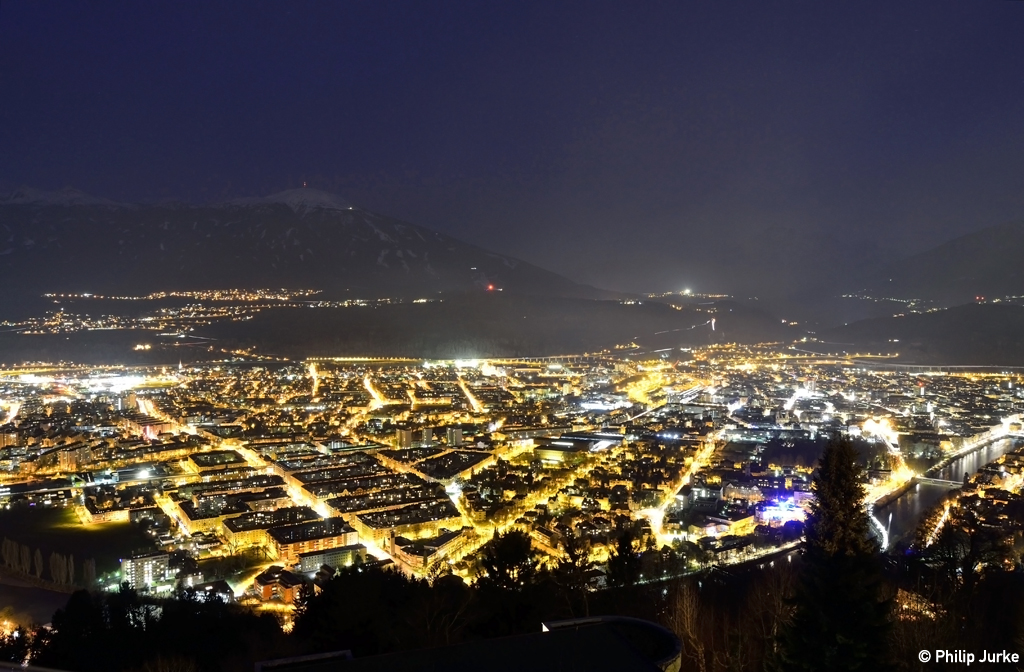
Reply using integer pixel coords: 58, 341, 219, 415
4, 186, 1024, 364
5, 186, 1023, 307
821, 303, 1024, 366
0, 187, 604, 300
855, 219, 1024, 305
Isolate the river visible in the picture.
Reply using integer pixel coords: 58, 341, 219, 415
876, 438, 1019, 544
0, 574, 70, 625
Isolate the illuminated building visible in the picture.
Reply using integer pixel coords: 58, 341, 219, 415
267, 517, 358, 565
222, 506, 322, 547
353, 499, 463, 544
187, 450, 247, 474
296, 544, 367, 572
121, 551, 171, 589
390, 527, 473, 568
253, 565, 307, 604
533, 438, 588, 463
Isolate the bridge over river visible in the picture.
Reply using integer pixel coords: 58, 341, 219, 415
913, 476, 963, 488
875, 437, 1020, 545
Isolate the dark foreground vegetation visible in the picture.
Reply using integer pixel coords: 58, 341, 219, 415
3, 438, 1024, 671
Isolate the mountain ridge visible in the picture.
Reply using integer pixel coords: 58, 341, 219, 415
0, 187, 610, 301
823, 303, 1024, 365
855, 218, 1024, 304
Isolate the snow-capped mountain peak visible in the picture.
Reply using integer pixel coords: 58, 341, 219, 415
0, 186, 602, 300
226, 188, 353, 213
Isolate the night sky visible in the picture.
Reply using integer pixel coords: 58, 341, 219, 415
3, 1, 1024, 295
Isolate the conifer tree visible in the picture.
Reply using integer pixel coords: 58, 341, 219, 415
775, 436, 893, 671
607, 529, 642, 587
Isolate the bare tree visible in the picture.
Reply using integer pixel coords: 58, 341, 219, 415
19, 544, 31, 575
1, 538, 15, 568
50, 552, 66, 585
83, 558, 97, 586
667, 579, 707, 672
745, 562, 796, 662
711, 611, 752, 672
889, 589, 955, 671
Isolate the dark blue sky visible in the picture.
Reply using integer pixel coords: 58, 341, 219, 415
3, 1, 1024, 293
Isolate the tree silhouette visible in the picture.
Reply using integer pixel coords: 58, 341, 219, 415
607, 529, 642, 587
775, 436, 892, 671
33, 584, 285, 672
0, 625, 30, 665
476, 530, 539, 592
554, 532, 594, 616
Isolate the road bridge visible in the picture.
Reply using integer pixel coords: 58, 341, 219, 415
914, 476, 963, 488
